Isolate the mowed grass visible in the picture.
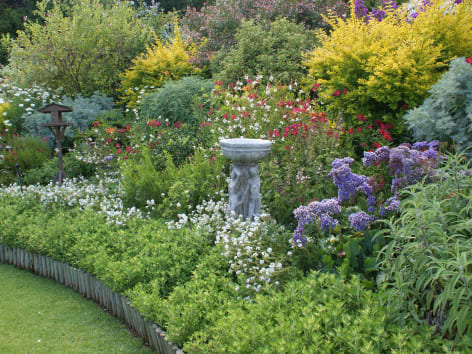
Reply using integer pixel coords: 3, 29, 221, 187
0, 263, 152, 353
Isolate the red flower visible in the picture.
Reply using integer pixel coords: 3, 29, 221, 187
93, 121, 100, 127
126, 146, 132, 153
332, 89, 341, 97
367, 125, 372, 130
312, 82, 321, 92
357, 113, 367, 122
362, 143, 367, 148
115, 143, 120, 148
347, 128, 354, 134
125, 124, 130, 132
357, 127, 362, 132
466, 57, 472, 64
224, 113, 229, 119
174, 121, 182, 128
373, 142, 381, 149
116, 148, 121, 154
285, 145, 290, 150
342, 88, 348, 94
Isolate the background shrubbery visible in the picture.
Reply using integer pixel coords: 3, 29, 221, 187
404, 57, 472, 155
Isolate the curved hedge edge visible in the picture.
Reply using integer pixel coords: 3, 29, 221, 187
0, 244, 183, 354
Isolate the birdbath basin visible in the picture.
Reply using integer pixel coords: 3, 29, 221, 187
220, 138, 271, 163
220, 138, 272, 220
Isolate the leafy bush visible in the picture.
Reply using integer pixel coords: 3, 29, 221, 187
404, 57, 472, 155
22, 92, 114, 139
0, 0, 36, 65
182, 0, 349, 67
304, 0, 472, 140
139, 76, 213, 125
213, 18, 316, 85
4, 0, 150, 97
185, 272, 450, 352
22, 154, 96, 185
120, 21, 201, 107
377, 153, 472, 341
0, 135, 50, 185
121, 148, 227, 219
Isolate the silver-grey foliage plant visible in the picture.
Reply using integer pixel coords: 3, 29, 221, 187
403, 57, 472, 155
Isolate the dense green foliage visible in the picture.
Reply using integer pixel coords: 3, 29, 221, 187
0, 135, 50, 185
377, 153, 472, 341
4, 0, 151, 97
404, 57, 472, 155
213, 18, 316, 85
139, 76, 213, 125
22, 154, 96, 185
122, 148, 227, 218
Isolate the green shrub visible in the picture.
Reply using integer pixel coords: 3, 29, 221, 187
404, 57, 472, 155
377, 153, 472, 341
139, 76, 214, 125
127, 246, 238, 346
4, 0, 150, 97
304, 0, 472, 140
0, 135, 50, 185
22, 154, 96, 185
122, 148, 227, 218
185, 272, 451, 353
213, 18, 316, 85
22, 92, 114, 139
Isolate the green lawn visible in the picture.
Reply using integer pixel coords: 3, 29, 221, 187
0, 263, 152, 353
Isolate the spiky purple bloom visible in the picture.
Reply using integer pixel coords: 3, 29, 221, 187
348, 212, 375, 231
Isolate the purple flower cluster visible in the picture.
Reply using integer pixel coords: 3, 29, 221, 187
379, 195, 400, 216
362, 141, 439, 192
293, 141, 439, 246
328, 157, 377, 212
348, 211, 375, 231
354, 0, 398, 23
293, 197, 341, 245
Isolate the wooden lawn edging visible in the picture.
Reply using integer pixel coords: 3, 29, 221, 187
0, 244, 183, 354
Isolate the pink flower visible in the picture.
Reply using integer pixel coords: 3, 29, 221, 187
357, 113, 367, 122
466, 57, 472, 64
332, 89, 341, 97
312, 82, 321, 91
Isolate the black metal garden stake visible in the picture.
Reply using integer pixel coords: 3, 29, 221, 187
15, 163, 23, 193
39, 103, 73, 186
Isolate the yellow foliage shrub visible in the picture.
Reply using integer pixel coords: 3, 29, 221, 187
304, 0, 472, 138
120, 21, 202, 107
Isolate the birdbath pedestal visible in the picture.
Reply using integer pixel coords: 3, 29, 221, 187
220, 138, 272, 220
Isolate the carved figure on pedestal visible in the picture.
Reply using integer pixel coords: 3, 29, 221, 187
247, 165, 261, 220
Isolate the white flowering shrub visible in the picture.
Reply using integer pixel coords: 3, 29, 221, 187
0, 176, 150, 225
167, 197, 294, 297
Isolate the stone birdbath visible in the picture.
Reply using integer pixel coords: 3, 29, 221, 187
220, 138, 272, 220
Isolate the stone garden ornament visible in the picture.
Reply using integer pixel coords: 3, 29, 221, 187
220, 138, 272, 220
